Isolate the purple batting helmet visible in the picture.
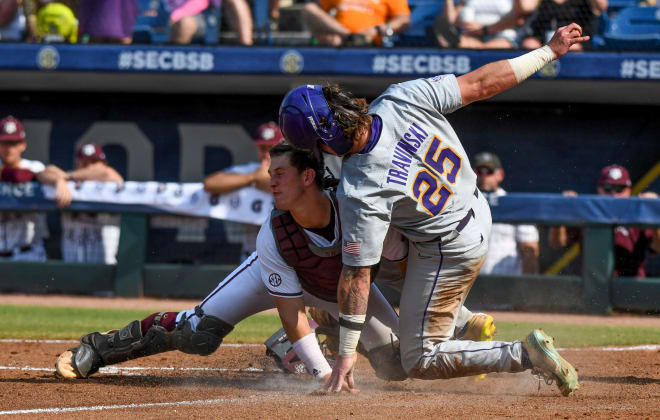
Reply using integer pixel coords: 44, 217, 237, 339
278, 85, 353, 156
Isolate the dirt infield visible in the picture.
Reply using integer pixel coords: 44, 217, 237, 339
0, 294, 659, 418
0, 341, 658, 419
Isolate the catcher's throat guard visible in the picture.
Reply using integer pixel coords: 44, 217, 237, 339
264, 318, 318, 374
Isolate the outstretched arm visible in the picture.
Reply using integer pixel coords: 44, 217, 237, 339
324, 264, 372, 393
457, 23, 590, 106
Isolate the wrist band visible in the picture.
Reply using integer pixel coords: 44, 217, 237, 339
482, 25, 489, 37
507, 45, 555, 83
338, 313, 366, 356
292, 333, 332, 380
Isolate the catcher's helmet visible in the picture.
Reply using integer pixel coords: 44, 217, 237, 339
278, 85, 353, 156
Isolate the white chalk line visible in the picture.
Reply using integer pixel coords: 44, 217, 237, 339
0, 344, 656, 376
0, 339, 261, 347
559, 344, 660, 352
2, 339, 657, 352
0, 397, 252, 416
0, 365, 268, 375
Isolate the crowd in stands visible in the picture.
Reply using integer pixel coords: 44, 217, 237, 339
0, 0, 657, 49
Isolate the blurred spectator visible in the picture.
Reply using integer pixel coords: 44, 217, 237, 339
78, 0, 137, 44
203, 122, 282, 260
432, 0, 537, 49
520, 0, 607, 50
474, 152, 539, 275
35, 1, 78, 42
303, 0, 410, 46
46, 143, 124, 264
0, 0, 34, 41
437, 0, 518, 49
0, 115, 71, 261
549, 164, 660, 277
166, 0, 252, 45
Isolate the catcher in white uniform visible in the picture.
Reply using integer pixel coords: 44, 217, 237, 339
279, 24, 588, 396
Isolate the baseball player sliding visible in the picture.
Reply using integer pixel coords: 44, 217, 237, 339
55, 144, 494, 382
279, 24, 588, 396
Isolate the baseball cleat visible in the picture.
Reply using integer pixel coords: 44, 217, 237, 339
523, 329, 579, 397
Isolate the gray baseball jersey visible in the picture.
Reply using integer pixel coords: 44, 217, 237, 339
338, 75, 479, 266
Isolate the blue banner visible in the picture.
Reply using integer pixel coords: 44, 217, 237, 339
1, 43, 659, 80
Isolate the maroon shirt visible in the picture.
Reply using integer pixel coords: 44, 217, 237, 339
613, 226, 655, 278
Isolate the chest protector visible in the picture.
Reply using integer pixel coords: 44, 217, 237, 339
271, 194, 342, 302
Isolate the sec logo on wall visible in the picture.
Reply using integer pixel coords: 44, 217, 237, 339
37, 46, 60, 70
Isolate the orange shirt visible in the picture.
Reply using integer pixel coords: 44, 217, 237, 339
320, 0, 410, 33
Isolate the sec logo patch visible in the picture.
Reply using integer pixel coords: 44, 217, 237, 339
268, 273, 282, 287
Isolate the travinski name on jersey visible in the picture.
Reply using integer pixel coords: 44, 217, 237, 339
386, 122, 429, 186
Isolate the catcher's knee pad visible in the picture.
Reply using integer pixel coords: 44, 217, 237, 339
173, 315, 233, 356
367, 340, 408, 382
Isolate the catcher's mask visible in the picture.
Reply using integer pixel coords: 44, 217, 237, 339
278, 85, 353, 157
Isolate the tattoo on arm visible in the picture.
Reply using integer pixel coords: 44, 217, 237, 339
338, 265, 372, 315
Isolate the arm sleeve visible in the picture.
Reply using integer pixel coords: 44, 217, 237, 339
396, 75, 463, 115
515, 224, 539, 243
256, 220, 304, 298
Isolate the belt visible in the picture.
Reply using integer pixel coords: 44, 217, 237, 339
0, 245, 33, 258
456, 208, 475, 233
455, 188, 479, 233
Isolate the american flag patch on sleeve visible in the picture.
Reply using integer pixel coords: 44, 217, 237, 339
343, 241, 361, 255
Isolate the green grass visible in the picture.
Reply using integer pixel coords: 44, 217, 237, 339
491, 322, 660, 348
1, 304, 658, 347
0, 304, 282, 343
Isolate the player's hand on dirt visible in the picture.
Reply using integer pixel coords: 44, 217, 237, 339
323, 353, 359, 394
55, 178, 73, 207
547, 23, 590, 59
562, 190, 578, 197
252, 155, 271, 192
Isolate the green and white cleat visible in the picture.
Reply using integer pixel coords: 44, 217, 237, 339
523, 329, 579, 397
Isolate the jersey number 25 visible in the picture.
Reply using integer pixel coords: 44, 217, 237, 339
412, 136, 462, 216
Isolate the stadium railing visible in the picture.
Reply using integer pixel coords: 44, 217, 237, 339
1, 183, 659, 314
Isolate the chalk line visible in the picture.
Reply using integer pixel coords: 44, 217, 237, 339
0, 397, 251, 416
